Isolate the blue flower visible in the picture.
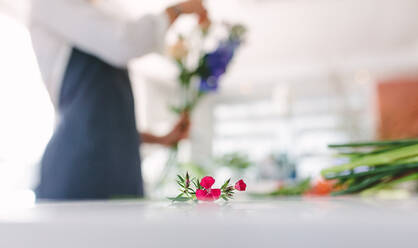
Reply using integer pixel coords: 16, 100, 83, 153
199, 76, 220, 92
199, 39, 241, 92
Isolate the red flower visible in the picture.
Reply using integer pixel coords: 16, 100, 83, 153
200, 176, 215, 189
196, 176, 221, 201
234, 179, 247, 191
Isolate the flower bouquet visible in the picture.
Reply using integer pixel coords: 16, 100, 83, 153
168, 23, 246, 114
169, 172, 246, 202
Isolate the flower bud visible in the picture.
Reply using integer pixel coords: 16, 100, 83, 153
185, 172, 190, 188
225, 186, 234, 193
234, 179, 247, 191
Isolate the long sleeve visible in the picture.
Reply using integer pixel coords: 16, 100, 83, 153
31, 0, 169, 68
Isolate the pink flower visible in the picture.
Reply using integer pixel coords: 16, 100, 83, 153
234, 179, 247, 191
200, 176, 215, 189
196, 176, 221, 201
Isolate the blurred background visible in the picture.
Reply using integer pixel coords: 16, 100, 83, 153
1, 0, 418, 203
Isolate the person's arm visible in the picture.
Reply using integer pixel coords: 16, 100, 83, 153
140, 113, 190, 147
31, 0, 208, 68
166, 0, 209, 25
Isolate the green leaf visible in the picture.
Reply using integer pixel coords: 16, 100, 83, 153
176, 181, 185, 188
177, 175, 185, 183
192, 180, 198, 189
337, 145, 412, 161
221, 178, 231, 190
167, 193, 191, 202
196, 178, 203, 190
169, 105, 183, 114
168, 197, 190, 202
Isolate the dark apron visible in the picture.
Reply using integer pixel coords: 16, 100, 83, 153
37, 48, 143, 200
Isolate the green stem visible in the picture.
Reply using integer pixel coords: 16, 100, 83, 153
324, 162, 418, 180
361, 172, 418, 195
154, 147, 178, 189
322, 144, 418, 176
328, 139, 418, 148
331, 172, 394, 196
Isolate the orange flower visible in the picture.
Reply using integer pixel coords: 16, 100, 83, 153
305, 179, 335, 196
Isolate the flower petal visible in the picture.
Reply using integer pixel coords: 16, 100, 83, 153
196, 189, 210, 201
196, 189, 220, 202
234, 179, 247, 191
210, 189, 221, 200
200, 176, 215, 189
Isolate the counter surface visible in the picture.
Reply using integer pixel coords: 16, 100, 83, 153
0, 197, 417, 247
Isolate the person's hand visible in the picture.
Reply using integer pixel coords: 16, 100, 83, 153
159, 112, 191, 147
166, 0, 210, 25
177, 0, 209, 24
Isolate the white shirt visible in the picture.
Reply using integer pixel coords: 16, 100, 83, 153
29, 0, 169, 108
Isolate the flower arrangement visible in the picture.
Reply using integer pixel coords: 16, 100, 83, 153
169, 172, 246, 202
168, 23, 247, 114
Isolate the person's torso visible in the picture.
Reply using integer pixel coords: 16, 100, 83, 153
29, 0, 140, 109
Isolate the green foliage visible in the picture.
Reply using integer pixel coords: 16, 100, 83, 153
216, 152, 253, 170
322, 144, 418, 176
322, 139, 418, 196
250, 178, 311, 198
268, 178, 311, 196
220, 178, 234, 201
327, 139, 418, 148
171, 172, 196, 202
229, 24, 247, 41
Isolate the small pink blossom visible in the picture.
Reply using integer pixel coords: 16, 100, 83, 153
234, 179, 247, 191
196, 176, 221, 201
200, 176, 215, 189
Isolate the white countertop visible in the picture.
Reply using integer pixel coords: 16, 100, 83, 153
0, 197, 417, 248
